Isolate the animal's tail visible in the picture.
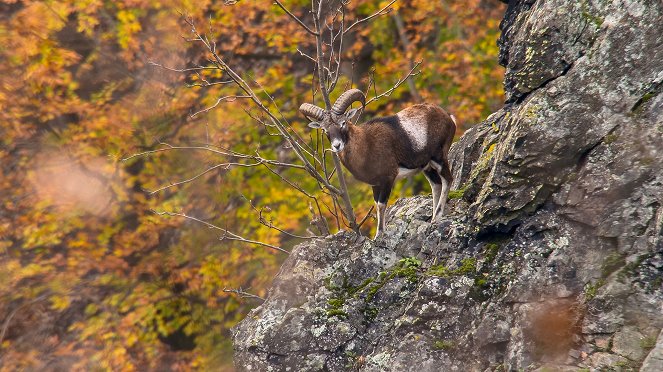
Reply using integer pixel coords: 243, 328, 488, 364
449, 114, 457, 125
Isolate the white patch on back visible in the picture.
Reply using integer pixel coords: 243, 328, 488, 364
397, 110, 428, 151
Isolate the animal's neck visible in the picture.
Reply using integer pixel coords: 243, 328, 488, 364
340, 124, 364, 173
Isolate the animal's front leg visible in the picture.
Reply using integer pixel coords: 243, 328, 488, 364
372, 183, 393, 239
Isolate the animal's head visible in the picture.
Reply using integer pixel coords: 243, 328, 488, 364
299, 89, 365, 153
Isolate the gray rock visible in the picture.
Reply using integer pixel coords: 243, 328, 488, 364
233, 0, 663, 370
611, 326, 647, 361
641, 330, 663, 372
588, 352, 628, 369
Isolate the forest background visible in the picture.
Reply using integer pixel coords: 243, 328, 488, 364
0, 0, 504, 370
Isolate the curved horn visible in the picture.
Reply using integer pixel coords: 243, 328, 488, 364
299, 103, 326, 120
331, 89, 365, 115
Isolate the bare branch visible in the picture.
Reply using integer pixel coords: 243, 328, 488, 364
242, 195, 320, 239
186, 80, 234, 88
122, 145, 305, 172
148, 61, 217, 72
223, 287, 264, 301
357, 205, 375, 229
273, 0, 319, 36
122, 144, 237, 161
345, 0, 397, 33
312, 1, 358, 231
328, 6, 345, 92
297, 48, 317, 63
365, 60, 422, 106
190, 95, 251, 117
1, 294, 49, 346
153, 210, 289, 254
148, 161, 260, 195
183, 17, 341, 195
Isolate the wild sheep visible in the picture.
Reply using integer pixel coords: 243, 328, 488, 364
300, 89, 456, 239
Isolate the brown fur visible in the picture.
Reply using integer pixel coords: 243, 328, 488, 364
339, 104, 456, 187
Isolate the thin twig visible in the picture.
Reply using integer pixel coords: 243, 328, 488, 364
241, 195, 320, 239
153, 210, 288, 254
186, 80, 234, 88
222, 287, 264, 301
148, 161, 261, 195
190, 95, 251, 117
122, 145, 304, 170
365, 61, 422, 106
345, 0, 397, 33
357, 205, 375, 229
0, 294, 49, 346
273, 0, 319, 36
297, 48, 317, 63
148, 61, 217, 72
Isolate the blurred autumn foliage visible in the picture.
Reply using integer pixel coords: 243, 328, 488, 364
0, 0, 504, 370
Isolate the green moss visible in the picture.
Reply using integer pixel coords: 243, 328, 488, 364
601, 252, 625, 278
447, 188, 466, 200
580, 0, 604, 29
484, 243, 500, 263
364, 257, 422, 302
639, 157, 655, 166
326, 309, 348, 318
494, 365, 508, 372
324, 258, 423, 321
641, 91, 656, 102
641, 336, 657, 349
427, 258, 477, 278
603, 133, 618, 144
585, 279, 605, 300
324, 276, 340, 291
456, 258, 477, 275
467, 142, 498, 186
427, 264, 451, 277
582, 11, 603, 28
327, 298, 345, 308
347, 277, 374, 297
612, 360, 631, 368
363, 306, 379, 321
617, 254, 651, 282
632, 86, 661, 112
474, 277, 488, 287
433, 340, 454, 350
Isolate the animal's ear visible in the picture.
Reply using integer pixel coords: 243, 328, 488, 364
345, 107, 361, 120
308, 121, 322, 129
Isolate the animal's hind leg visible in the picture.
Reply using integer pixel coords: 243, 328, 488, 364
423, 167, 442, 221
429, 159, 453, 220
436, 158, 453, 219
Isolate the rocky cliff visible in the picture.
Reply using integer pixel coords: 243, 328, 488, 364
232, 0, 663, 370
